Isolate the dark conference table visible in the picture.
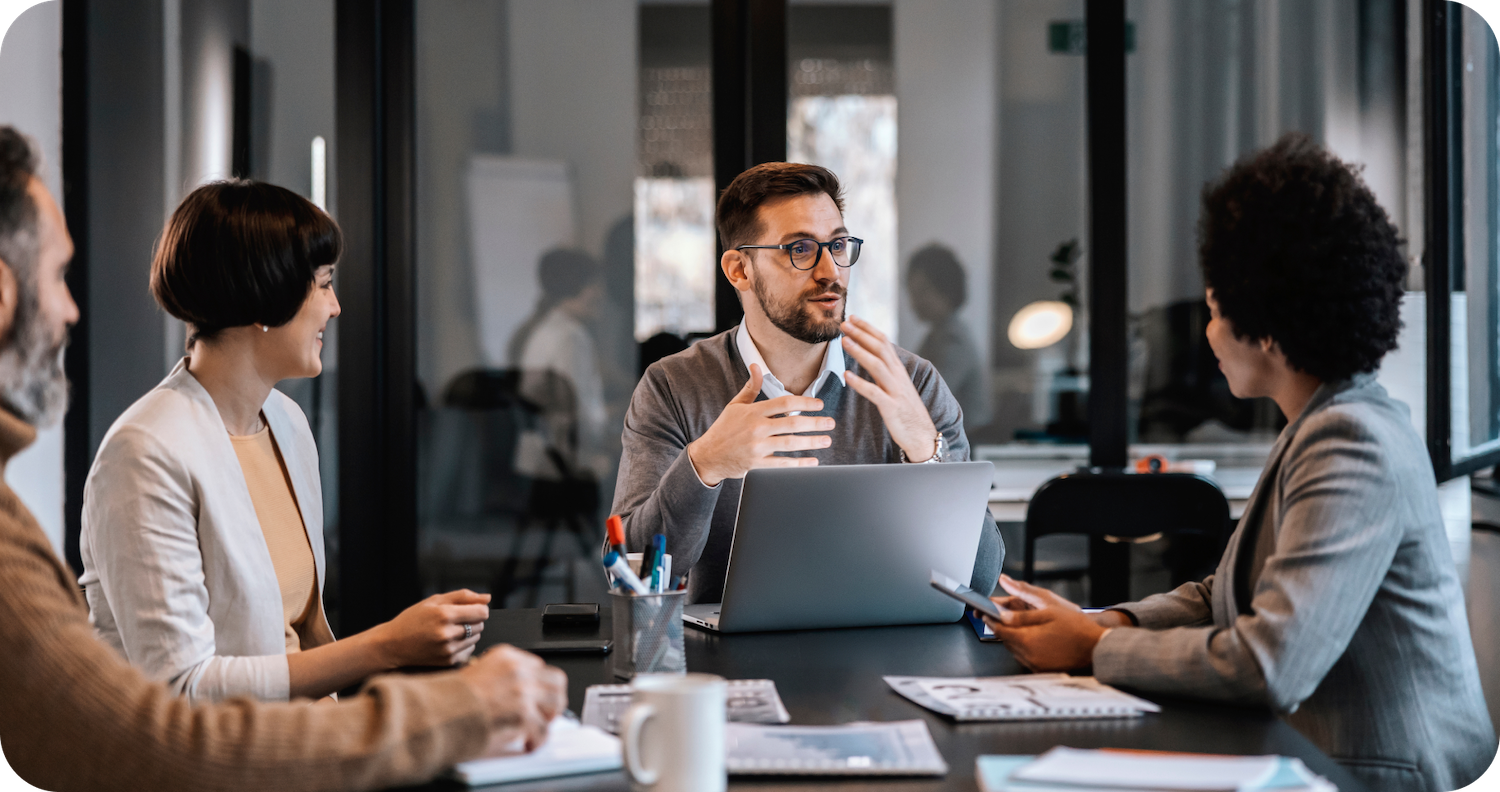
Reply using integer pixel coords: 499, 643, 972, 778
399, 607, 1368, 792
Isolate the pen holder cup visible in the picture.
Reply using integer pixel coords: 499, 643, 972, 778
611, 590, 687, 680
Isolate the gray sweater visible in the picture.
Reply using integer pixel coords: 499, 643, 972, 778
612, 328, 1004, 604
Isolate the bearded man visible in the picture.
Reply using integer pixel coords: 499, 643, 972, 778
613, 162, 1003, 603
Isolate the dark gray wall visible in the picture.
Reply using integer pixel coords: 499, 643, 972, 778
87, 0, 167, 453
85, 0, 249, 455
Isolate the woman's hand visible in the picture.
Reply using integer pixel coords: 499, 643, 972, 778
982, 574, 1109, 672
373, 589, 492, 669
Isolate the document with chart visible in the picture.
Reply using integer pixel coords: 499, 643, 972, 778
885, 674, 1160, 721
725, 720, 948, 776
580, 679, 791, 734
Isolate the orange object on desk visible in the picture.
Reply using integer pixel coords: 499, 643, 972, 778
1135, 455, 1168, 473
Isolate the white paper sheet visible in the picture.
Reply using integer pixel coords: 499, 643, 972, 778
449, 718, 621, 787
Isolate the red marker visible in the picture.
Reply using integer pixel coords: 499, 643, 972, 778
606, 515, 627, 558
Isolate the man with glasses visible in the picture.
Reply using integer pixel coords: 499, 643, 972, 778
613, 162, 1003, 603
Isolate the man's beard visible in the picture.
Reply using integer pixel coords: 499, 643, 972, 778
0, 284, 69, 428
752, 273, 846, 344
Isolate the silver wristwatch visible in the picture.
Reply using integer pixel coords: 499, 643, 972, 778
899, 432, 946, 464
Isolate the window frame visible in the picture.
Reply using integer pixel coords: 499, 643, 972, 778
1426, 0, 1500, 482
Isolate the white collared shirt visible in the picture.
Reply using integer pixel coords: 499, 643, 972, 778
736, 322, 846, 404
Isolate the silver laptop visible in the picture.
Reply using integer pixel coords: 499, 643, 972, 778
683, 461, 995, 633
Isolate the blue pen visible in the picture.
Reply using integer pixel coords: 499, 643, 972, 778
603, 551, 649, 594
649, 535, 666, 592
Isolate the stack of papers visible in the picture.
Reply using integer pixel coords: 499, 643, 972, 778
449, 718, 621, 787
580, 679, 791, 734
886, 674, 1161, 721
978, 747, 1337, 792
726, 720, 948, 776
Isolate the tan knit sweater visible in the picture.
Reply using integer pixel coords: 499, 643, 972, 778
0, 407, 489, 791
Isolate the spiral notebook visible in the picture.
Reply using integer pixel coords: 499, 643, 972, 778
885, 674, 1160, 721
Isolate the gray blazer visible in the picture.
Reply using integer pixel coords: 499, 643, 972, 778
1093, 374, 1495, 791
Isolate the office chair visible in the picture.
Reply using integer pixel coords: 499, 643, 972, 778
431, 368, 601, 606
1023, 470, 1232, 607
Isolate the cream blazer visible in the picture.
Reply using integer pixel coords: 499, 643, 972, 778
79, 360, 334, 703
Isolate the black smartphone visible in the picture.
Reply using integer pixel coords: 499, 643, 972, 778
929, 569, 1007, 620
542, 603, 600, 626
512, 639, 613, 655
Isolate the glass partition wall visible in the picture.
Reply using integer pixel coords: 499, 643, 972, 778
333, 0, 1492, 611
414, 1, 677, 607
1450, 4, 1500, 471
781, 3, 1093, 558
1119, 0, 1412, 490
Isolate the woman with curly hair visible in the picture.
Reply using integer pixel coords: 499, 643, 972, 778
982, 134, 1495, 792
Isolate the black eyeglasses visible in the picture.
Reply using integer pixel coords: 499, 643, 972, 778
735, 236, 863, 271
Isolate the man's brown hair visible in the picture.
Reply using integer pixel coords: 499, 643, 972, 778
715, 162, 845, 250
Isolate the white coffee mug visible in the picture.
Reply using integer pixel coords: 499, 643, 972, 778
620, 673, 726, 792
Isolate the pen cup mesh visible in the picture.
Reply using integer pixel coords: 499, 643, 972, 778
611, 590, 687, 679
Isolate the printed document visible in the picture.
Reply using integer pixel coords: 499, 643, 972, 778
581, 679, 791, 734
886, 674, 1159, 721
725, 720, 947, 776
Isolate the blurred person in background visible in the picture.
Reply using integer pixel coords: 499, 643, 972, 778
510, 247, 611, 484
906, 243, 984, 423
0, 126, 567, 790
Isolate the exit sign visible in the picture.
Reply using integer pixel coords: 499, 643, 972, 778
1048, 20, 1137, 54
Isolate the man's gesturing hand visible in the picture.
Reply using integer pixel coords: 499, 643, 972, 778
686, 363, 834, 487
460, 645, 569, 755
840, 315, 940, 462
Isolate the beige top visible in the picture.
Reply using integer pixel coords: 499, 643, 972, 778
229, 422, 317, 654
0, 405, 490, 792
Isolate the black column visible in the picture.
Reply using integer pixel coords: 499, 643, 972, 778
1422, 0, 1463, 481
61, 0, 90, 576
1085, 0, 1129, 469
712, 0, 786, 334
335, 0, 419, 634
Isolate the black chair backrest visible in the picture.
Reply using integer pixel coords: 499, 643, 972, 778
1023, 470, 1232, 605
443, 368, 528, 411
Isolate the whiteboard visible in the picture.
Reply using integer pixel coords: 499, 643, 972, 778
466, 155, 577, 367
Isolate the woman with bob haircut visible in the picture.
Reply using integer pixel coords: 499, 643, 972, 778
79, 180, 491, 702
979, 134, 1495, 792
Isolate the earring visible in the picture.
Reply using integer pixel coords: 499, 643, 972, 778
261, 325, 269, 333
